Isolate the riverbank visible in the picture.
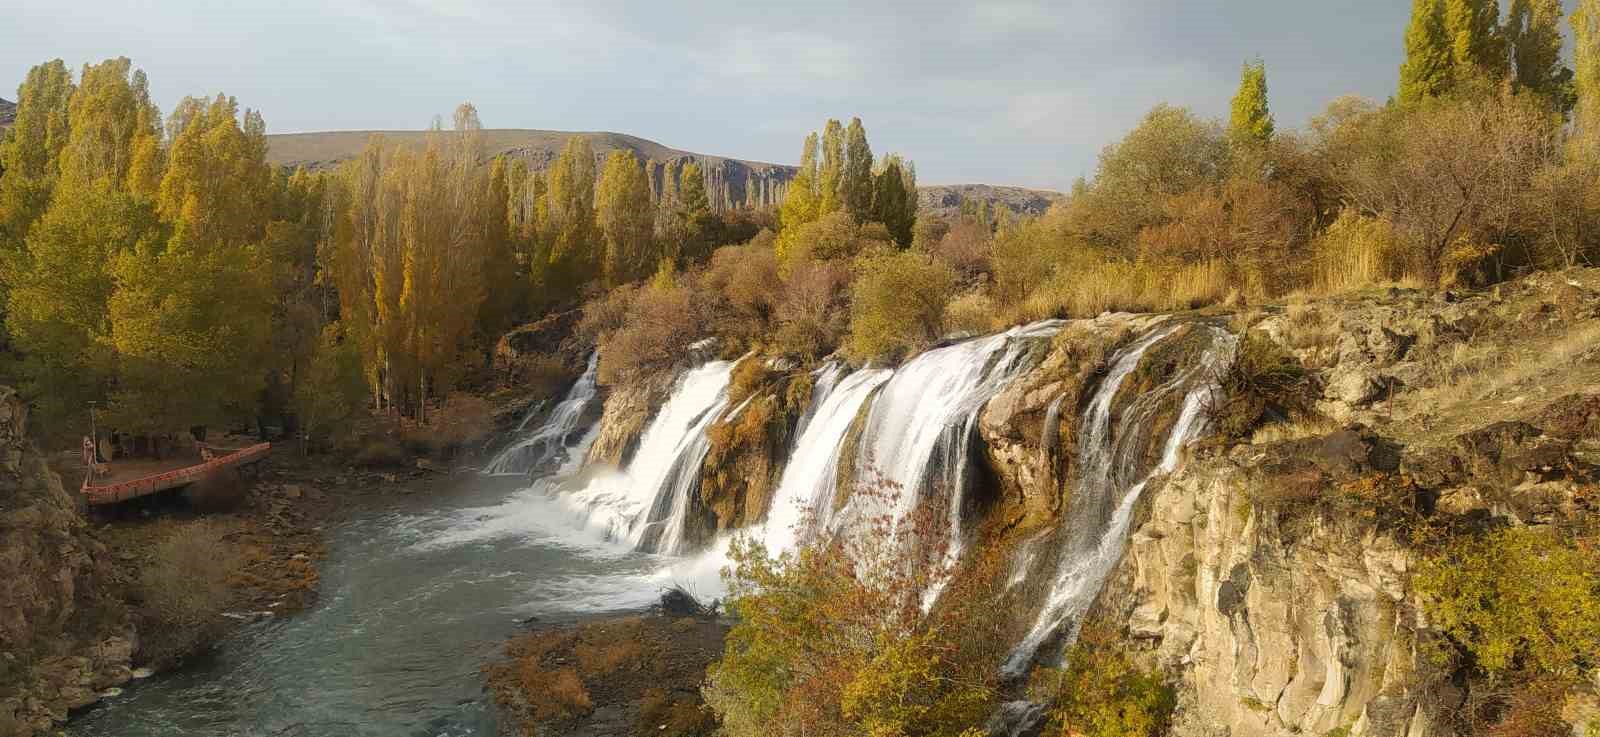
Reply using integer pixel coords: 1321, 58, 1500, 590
483, 592, 727, 737
0, 415, 460, 737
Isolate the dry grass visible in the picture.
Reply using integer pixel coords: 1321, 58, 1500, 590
944, 290, 1000, 335
1012, 258, 1233, 323
132, 519, 243, 667
575, 637, 644, 676
1249, 415, 1342, 445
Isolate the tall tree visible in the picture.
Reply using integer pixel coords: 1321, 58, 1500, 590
0, 60, 73, 246
843, 117, 875, 222
58, 58, 160, 194
1444, 0, 1506, 82
545, 135, 598, 289
478, 154, 522, 340
1401, 0, 1455, 104
871, 160, 915, 247
780, 132, 820, 231
676, 160, 715, 263
109, 93, 276, 433
1575, 0, 1600, 158
817, 119, 845, 215
1506, 0, 1575, 111
1229, 59, 1275, 149
595, 149, 657, 286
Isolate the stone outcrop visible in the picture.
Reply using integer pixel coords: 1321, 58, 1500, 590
696, 361, 811, 537
1086, 433, 1453, 737
0, 387, 136, 736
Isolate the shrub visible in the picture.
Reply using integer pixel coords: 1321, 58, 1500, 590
943, 291, 998, 336
1312, 209, 1406, 294
1415, 526, 1600, 678
134, 519, 242, 668
772, 259, 851, 360
704, 480, 1012, 737
777, 210, 871, 274
846, 250, 956, 363
1045, 629, 1176, 737
932, 220, 993, 281
702, 244, 782, 345
425, 392, 495, 458
594, 278, 704, 385
1213, 332, 1317, 440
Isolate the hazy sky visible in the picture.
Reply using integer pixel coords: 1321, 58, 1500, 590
0, 1, 1522, 189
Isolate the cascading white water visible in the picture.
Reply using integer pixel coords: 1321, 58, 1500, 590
483, 352, 600, 476
842, 321, 1063, 574
1002, 323, 1236, 676
759, 365, 892, 555
561, 360, 735, 554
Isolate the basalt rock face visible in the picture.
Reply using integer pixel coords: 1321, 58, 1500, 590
0, 387, 136, 737
697, 362, 812, 536
1085, 435, 1452, 737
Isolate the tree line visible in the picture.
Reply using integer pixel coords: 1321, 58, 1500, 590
0, 58, 765, 445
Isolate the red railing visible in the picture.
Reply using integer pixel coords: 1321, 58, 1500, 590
81, 442, 271, 505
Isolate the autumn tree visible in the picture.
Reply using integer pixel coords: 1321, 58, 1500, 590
818, 119, 845, 215
478, 155, 523, 339
1069, 105, 1227, 251
108, 93, 276, 434
1400, 0, 1456, 104
0, 60, 73, 248
1506, 0, 1573, 110
1229, 59, 1274, 150
545, 135, 598, 291
1573, 0, 1600, 158
1444, 0, 1506, 82
843, 117, 875, 222
596, 149, 657, 285
871, 159, 915, 247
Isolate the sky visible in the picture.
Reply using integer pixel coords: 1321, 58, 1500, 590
0, 1, 1526, 190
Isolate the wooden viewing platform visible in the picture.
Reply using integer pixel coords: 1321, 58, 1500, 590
81, 442, 271, 505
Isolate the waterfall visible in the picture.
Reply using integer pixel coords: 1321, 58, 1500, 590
1002, 323, 1236, 676
484, 352, 600, 476
561, 359, 735, 555
842, 321, 1064, 571
759, 365, 892, 555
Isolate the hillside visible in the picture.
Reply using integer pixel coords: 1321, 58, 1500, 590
917, 183, 1064, 217
265, 129, 1063, 217
267, 128, 795, 211
0, 97, 15, 131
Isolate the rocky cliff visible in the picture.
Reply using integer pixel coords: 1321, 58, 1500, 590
0, 386, 137, 736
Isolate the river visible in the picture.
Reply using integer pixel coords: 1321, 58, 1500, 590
68, 476, 691, 737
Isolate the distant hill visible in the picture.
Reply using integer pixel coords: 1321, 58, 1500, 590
0, 98, 15, 132
917, 183, 1065, 218
266, 129, 1064, 219
267, 129, 795, 211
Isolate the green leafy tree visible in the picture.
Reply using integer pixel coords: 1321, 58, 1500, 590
1444, 0, 1506, 82
1506, 0, 1574, 110
675, 160, 715, 263
0, 60, 74, 247
1228, 59, 1275, 149
871, 160, 915, 247
596, 149, 657, 286
478, 155, 523, 339
1572, 0, 1600, 156
818, 119, 846, 216
843, 117, 875, 222
545, 135, 598, 291
780, 132, 820, 232
108, 93, 275, 433
1400, 0, 1456, 104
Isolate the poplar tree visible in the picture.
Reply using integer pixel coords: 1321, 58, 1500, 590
545, 135, 598, 288
677, 160, 714, 263
109, 93, 276, 433
1401, 0, 1455, 104
595, 149, 657, 286
1575, 0, 1600, 157
843, 118, 875, 222
478, 155, 522, 339
0, 60, 73, 246
818, 119, 845, 215
871, 161, 914, 247
1228, 60, 1275, 148
780, 132, 820, 231
1506, 0, 1574, 110
1444, 0, 1506, 82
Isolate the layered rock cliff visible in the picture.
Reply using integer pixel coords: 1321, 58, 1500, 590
0, 387, 137, 736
